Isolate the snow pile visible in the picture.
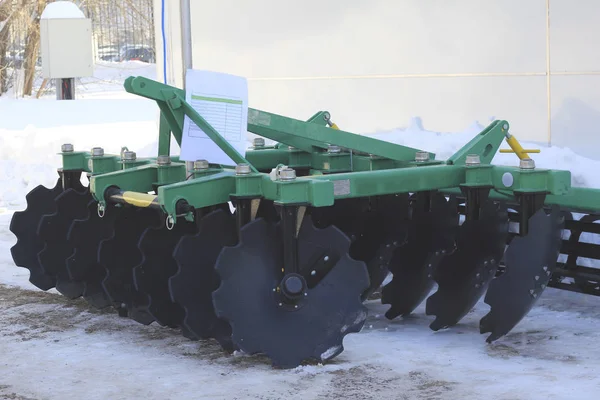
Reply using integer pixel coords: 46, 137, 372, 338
0, 61, 161, 209
40, 1, 86, 19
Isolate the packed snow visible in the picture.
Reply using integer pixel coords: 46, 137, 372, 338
1, 62, 600, 399
40, 1, 86, 19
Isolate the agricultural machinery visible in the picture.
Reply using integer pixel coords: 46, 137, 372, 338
8, 76, 600, 369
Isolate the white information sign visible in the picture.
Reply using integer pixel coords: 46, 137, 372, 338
180, 69, 249, 165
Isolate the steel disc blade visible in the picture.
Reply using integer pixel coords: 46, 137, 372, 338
480, 207, 563, 342
9, 178, 63, 290
426, 201, 508, 330
66, 201, 121, 309
170, 209, 237, 348
212, 217, 369, 369
99, 207, 160, 323
358, 194, 410, 301
310, 195, 410, 301
132, 218, 197, 328
382, 193, 459, 319
37, 188, 92, 299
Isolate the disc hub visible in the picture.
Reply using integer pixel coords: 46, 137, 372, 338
280, 273, 306, 301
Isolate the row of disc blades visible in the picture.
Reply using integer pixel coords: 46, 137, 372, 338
9, 177, 564, 368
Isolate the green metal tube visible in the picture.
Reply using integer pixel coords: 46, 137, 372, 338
307, 164, 466, 198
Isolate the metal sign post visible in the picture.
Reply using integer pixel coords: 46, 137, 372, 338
180, 0, 194, 176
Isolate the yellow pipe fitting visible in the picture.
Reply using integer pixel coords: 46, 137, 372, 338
502, 133, 540, 160
327, 122, 340, 130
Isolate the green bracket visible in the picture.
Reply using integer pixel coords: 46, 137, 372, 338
61, 151, 91, 172
448, 120, 508, 165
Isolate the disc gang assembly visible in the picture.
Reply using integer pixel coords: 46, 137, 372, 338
9, 76, 600, 368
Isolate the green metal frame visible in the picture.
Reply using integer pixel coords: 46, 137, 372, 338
57, 76, 600, 225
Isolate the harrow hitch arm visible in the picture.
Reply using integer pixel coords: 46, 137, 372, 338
125, 76, 257, 172
125, 76, 431, 163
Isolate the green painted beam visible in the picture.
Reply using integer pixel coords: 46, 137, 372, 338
248, 109, 429, 162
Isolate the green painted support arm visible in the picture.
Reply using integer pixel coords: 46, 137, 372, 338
247, 109, 430, 162
124, 76, 431, 163
447, 120, 508, 165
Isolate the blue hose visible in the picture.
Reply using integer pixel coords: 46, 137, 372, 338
161, 0, 167, 84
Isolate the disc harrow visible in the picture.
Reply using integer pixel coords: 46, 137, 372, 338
8, 75, 600, 369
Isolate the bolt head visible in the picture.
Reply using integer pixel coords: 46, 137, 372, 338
519, 158, 535, 170
235, 163, 252, 175
122, 151, 137, 161
465, 154, 481, 166
327, 145, 341, 154
91, 147, 104, 157
415, 151, 429, 162
194, 159, 209, 170
61, 143, 74, 153
157, 155, 171, 166
278, 167, 297, 181
253, 137, 265, 147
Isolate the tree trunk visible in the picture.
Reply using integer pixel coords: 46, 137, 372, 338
22, 0, 47, 96
0, 27, 9, 94
0, 0, 16, 94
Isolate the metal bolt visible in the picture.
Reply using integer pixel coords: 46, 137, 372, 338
157, 155, 171, 166
61, 143, 74, 153
235, 163, 252, 175
415, 151, 429, 162
194, 159, 209, 170
122, 151, 137, 161
519, 158, 535, 170
253, 137, 265, 147
503, 123, 509, 130
327, 145, 341, 154
91, 147, 104, 157
465, 154, 481, 166
279, 167, 296, 181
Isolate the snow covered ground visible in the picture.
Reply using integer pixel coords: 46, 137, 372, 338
1, 62, 600, 399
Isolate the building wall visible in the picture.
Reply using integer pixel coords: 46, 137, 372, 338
155, 0, 600, 159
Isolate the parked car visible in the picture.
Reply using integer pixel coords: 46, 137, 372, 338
119, 46, 155, 63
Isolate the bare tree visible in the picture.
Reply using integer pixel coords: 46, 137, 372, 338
0, 0, 28, 94
1, 0, 156, 97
